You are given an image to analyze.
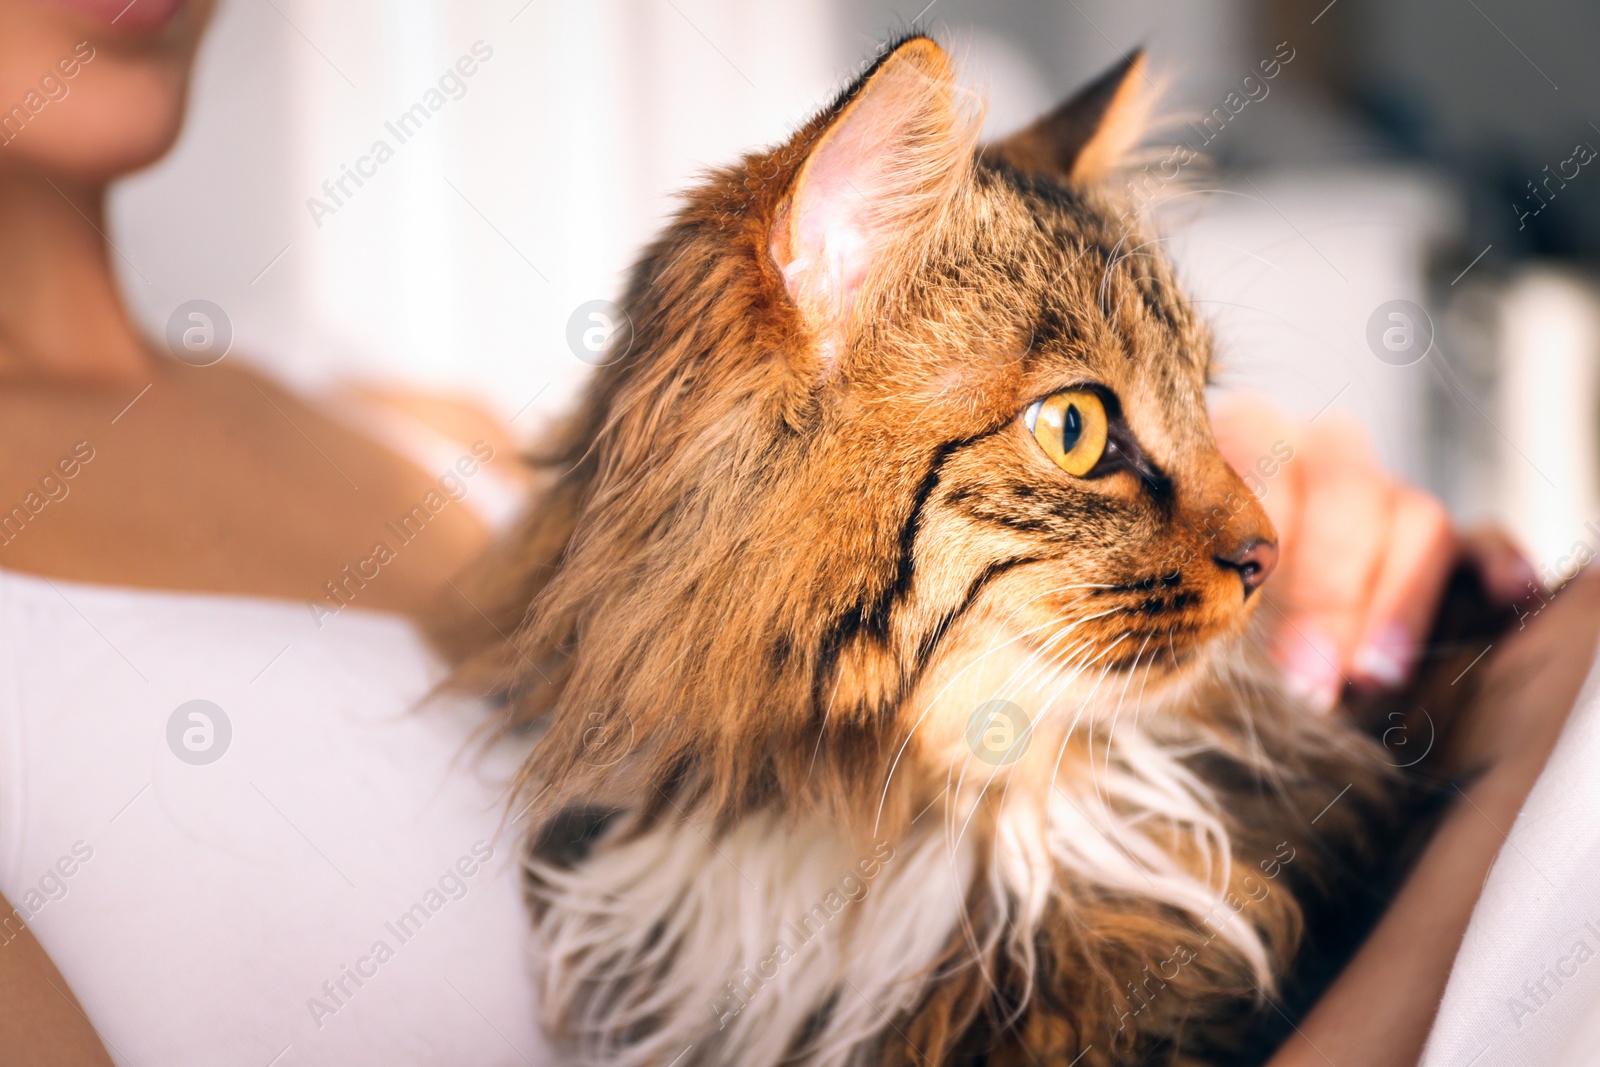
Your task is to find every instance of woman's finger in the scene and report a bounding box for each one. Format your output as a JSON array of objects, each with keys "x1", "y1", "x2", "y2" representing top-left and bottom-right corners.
[
  {"x1": 1209, "y1": 393, "x2": 1302, "y2": 551},
  {"x1": 1461, "y1": 525, "x2": 1539, "y2": 602},
  {"x1": 1271, "y1": 415, "x2": 1393, "y2": 709},
  {"x1": 1350, "y1": 488, "x2": 1457, "y2": 688}
]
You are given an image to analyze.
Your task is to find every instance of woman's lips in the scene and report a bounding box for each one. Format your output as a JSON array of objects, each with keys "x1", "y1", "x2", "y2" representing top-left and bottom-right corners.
[{"x1": 36, "y1": 0, "x2": 186, "y2": 33}]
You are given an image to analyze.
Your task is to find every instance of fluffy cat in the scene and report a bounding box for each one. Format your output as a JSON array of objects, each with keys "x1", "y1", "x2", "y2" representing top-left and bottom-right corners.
[{"x1": 440, "y1": 35, "x2": 1406, "y2": 1067}]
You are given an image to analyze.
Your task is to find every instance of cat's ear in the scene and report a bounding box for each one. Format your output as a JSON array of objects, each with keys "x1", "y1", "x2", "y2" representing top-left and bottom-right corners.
[
  {"x1": 770, "y1": 36, "x2": 977, "y2": 356},
  {"x1": 982, "y1": 51, "x2": 1152, "y2": 184}
]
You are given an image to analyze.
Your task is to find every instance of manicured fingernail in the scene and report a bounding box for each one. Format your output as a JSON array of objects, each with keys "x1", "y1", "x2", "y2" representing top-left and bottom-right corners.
[
  {"x1": 1286, "y1": 675, "x2": 1339, "y2": 712},
  {"x1": 1496, "y1": 557, "x2": 1539, "y2": 602},
  {"x1": 1353, "y1": 624, "x2": 1414, "y2": 689},
  {"x1": 1284, "y1": 631, "x2": 1341, "y2": 712}
]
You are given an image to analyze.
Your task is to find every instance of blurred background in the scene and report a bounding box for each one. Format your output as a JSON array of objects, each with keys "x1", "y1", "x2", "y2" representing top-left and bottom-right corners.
[{"x1": 111, "y1": 0, "x2": 1600, "y2": 578}]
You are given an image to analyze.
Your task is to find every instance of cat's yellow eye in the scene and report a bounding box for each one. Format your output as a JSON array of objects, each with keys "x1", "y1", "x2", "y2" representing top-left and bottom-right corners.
[{"x1": 1025, "y1": 390, "x2": 1109, "y2": 476}]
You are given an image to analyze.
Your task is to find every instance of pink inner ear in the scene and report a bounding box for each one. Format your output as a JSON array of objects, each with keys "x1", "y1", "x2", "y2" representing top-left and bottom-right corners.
[
  {"x1": 773, "y1": 47, "x2": 975, "y2": 343},
  {"x1": 786, "y1": 143, "x2": 874, "y2": 315}
]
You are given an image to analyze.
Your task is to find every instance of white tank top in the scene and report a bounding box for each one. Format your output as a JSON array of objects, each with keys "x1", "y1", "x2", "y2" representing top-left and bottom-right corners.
[{"x1": 0, "y1": 567, "x2": 549, "y2": 1065}]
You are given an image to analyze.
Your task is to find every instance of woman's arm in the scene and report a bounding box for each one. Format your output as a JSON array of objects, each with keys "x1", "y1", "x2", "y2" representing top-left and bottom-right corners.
[
  {"x1": 1211, "y1": 396, "x2": 1583, "y2": 1065},
  {"x1": 0, "y1": 895, "x2": 115, "y2": 1066},
  {"x1": 1267, "y1": 571, "x2": 1600, "y2": 1066}
]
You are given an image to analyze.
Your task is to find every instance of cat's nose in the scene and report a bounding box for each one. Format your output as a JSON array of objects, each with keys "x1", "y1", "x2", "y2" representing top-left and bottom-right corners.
[{"x1": 1215, "y1": 539, "x2": 1277, "y2": 598}]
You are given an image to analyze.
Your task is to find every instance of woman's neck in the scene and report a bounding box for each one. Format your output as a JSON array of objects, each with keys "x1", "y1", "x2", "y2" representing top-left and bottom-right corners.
[{"x1": 0, "y1": 166, "x2": 150, "y2": 386}]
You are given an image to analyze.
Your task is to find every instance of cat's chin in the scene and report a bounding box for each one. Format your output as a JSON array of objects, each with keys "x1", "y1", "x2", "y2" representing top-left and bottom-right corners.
[{"x1": 907, "y1": 622, "x2": 1255, "y2": 776}]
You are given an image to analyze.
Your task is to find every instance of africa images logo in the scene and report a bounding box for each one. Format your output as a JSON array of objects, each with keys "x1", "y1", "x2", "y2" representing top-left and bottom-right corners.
[
  {"x1": 966, "y1": 700, "x2": 1032, "y2": 766},
  {"x1": 306, "y1": 42, "x2": 495, "y2": 227},
  {"x1": 166, "y1": 700, "x2": 232, "y2": 766},
  {"x1": 1365, "y1": 299, "x2": 1434, "y2": 367}
]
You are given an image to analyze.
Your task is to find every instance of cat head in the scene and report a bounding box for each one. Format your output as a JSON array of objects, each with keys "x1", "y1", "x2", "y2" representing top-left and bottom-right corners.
[{"x1": 461, "y1": 35, "x2": 1276, "y2": 823}]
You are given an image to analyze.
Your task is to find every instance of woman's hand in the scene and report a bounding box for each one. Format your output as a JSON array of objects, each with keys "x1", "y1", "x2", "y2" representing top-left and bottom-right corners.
[
  {"x1": 1265, "y1": 567, "x2": 1600, "y2": 1067},
  {"x1": 1214, "y1": 397, "x2": 1594, "y2": 1067},
  {"x1": 1211, "y1": 394, "x2": 1535, "y2": 709}
]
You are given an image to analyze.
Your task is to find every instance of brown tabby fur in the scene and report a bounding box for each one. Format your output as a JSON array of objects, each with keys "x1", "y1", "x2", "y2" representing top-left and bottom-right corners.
[{"x1": 436, "y1": 35, "x2": 1404, "y2": 1066}]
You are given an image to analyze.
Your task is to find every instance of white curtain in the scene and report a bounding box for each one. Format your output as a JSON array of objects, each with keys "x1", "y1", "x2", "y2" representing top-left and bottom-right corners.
[{"x1": 113, "y1": 0, "x2": 840, "y2": 425}]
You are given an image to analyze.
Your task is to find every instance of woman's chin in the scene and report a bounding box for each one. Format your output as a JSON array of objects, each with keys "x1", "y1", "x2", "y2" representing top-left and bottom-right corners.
[
  {"x1": 2, "y1": 64, "x2": 192, "y2": 180},
  {"x1": 0, "y1": 0, "x2": 211, "y2": 182},
  {"x1": 7, "y1": 114, "x2": 184, "y2": 181}
]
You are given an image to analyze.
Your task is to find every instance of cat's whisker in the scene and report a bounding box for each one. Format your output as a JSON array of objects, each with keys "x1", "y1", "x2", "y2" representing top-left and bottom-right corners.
[
  {"x1": 1131, "y1": 629, "x2": 1162, "y2": 731},
  {"x1": 982, "y1": 623, "x2": 1095, "y2": 719},
  {"x1": 1217, "y1": 643, "x2": 1310, "y2": 823},
  {"x1": 916, "y1": 586, "x2": 1103, "y2": 713},
  {"x1": 1095, "y1": 664, "x2": 1241, "y2": 904},
  {"x1": 871, "y1": 589, "x2": 1103, "y2": 832},
  {"x1": 1089, "y1": 651, "x2": 1148, "y2": 854},
  {"x1": 879, "y1": 588, "x2": 1103, "y2": 799},
  {"x1": 985, "y1": 582, "x2": 1114, "y2": 639},
  {"x1": 1074, "y1": 655, "x2": 1129, "y2": 813},
  {"x1": 1093, "y1": 642, "x2": 1184, "y2": 876},
  {"x1": 1101, "y1": 633, "x2": 1155, "y2": 792},
  {"x1": 991, "y1": 601, "x2": 1144, "y2": 738},
  {"x1": 931, "y1": 751, "x2": 1001, "y2": 1000},
  {"x1": 956, "y1": 632, "x2": 1129, "y2": 852},
  {"x1": 1024, "y1": 636, "x2": 1113, "y2": 752},
  {"x1": 982, "y1": 602, "x2": 1133, "y2": 712},
  {"x1": 986, "y1": 635, "x2": 1138, "y2": 840},
  {"x1": 1097, "y1": 229, "x2": 1134, "y2": 313},
  {"x1": 804, "y1": 665, "x2": 845, "y2": 789},
  {"x1": 1027, "y1": 634, "x2": 1103, "y2": 698}
]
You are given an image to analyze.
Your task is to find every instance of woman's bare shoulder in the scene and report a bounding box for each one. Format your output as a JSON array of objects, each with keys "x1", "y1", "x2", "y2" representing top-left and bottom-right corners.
[{"x1": 0, "y1": 358, "x2": 521, "y2": 613}]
